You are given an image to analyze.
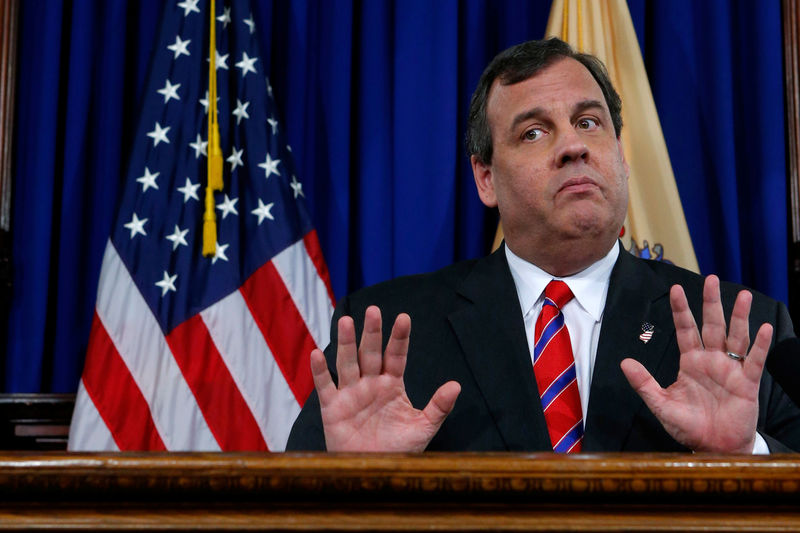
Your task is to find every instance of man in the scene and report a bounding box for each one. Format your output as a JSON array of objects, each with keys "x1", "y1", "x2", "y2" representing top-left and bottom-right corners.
[{"x1": 286, "y1": 38, "x2": 800, "y2": 453}]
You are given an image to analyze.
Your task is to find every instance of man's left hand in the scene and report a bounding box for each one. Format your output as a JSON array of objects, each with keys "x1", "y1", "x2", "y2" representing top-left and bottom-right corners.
[{"x1": 620, "y1": 275, "x2": 773, "y2": 453}]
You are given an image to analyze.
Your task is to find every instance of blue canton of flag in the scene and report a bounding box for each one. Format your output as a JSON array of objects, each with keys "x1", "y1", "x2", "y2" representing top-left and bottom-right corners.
[{"x1": 68, "y1": 0, "x2": 335, "y2": 452}]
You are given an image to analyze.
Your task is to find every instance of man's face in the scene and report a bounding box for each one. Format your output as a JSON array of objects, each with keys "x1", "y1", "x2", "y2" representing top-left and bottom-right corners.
[{"x1": 471, "y1": 57, "x2": 629, "y2": 275}]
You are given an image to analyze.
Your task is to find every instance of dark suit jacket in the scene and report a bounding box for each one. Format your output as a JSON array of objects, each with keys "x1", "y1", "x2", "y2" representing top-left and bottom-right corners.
[{"x1": 286, "y1": 243, "x2": 800, "y2": 452}]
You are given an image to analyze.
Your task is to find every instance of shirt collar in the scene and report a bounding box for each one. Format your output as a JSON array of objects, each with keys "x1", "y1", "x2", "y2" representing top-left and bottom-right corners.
[{"x1": 505, "y1": 241, "x2": 619, "y2": 322}]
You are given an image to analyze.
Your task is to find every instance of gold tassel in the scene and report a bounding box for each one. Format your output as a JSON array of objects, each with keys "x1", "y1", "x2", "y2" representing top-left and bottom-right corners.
[
  {"x1": 202, "y1": 0, "x2": 222, "y2": 256},
  {"x1": 208, "y1": 125, "x2": 223, "y2": 190},
  {"x1": 202, "y1": 187, "x2": 217, "y2": 256}
]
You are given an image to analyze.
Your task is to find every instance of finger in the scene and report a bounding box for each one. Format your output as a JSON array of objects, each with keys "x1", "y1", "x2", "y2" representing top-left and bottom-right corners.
[
  {"x1": 670, "y1": 284, "x2": 703, "y2": 355},
  {"x1": 701, "y1": 275, "x2": 727, "y2": 352},
  {"x1": 358, "y1": 306, "x2": 384, "y2": 376},
  {"x1": 726, "y1": 290, "x2": 753, "y2": 358},
  {"x1": 620, "y1": 358, "x2": 666, "y2": 415},
  {"x1": 335, "y1": 316, "x2": 360, "y2": 387},
  {"x1": 383, "y1": 313, "x2": 411, "y2": 378},
  {"x1": 422, "y1": 381, "x2": 461, "y2": 430},
  {"x1": 743, "y1": 323, "x2": 773, "y2": 383},
  {"x1": 310, "y1": 349, "x2": 337, "y2": 406}
]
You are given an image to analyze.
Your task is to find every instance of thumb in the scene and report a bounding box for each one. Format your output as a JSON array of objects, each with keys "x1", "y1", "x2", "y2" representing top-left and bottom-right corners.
[
  {"x1": 620, "y1": 358, "x2": 665, "y2": 413},
  {"x1": 422, "y1": 381, "x2": 461, "y2": 429}
]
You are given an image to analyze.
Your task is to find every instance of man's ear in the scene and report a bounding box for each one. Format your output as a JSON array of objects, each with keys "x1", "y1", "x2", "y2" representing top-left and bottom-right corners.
[{"x1": 471, "y1": 155, "x2": 498, "y2": 208}]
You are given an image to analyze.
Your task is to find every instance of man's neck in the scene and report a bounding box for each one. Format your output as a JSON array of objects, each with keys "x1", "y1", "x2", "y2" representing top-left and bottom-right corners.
[{"x1": 504, "y1": 238, "x2": 620, "y2": 277}]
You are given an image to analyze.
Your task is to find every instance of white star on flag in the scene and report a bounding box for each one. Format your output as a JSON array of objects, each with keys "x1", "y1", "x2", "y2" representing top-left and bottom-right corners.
[
  {"x1": 147, "y1": 122, "x2": 171, "y2": 147},
  {"x1": 290, "y1": 175, "x2": 304, "y2": 198},
  {"x1": 157, "y1": 79, "x2": 181, "y2": 103},
  {"x1": 236, "y1": 51, "x2": 257, "y2": 78},
  {"x1": 165, "y1": 224, "x2": 189, "y2": 250},
  {"x1": 211, "y1": 241, "x2": 230, "y2": 264},
  {"x1": 177, "y1": 0, "x2": 200, "y2": 16},
  {"x1": 208, "y1": 51, "x2": 229, "y2": 71},
  {"x1": 167, "y1": 35, "x2": 190, "y2": 59},
  {"x1": 155, "y1": 270, "x2": 178, "y2": 296},
  {"x1": 227, "y1": 147, "x2": 244, "y2": 172},
  {"x1": 258, "y1": 153, "x2": 280, "y2": 178},
  {"x1": 243, "y1": 13, "x2": 256, "y2": 34},
  {"x1": 216, "y1": 194, "x2": 239, "y2": 219},
  {"x1": 232, "y1": 99, "x2": 250, "y2": 124},
  {"x1": 177, "y1": 177, "x2": 200, "y2": 203},
  {"x1": 251, "y1": 199, "x2": 275, "y2": 225},
  {"x1": 124, "y1": 213, "x2": 147, "y2": 238},
  {"x1": 137, "y1": 167, "x2": 160, "y2": 192},
  {"x1": 267, "y1": 117, "x2": 278, "y2": 135},
  {"x1": 189, "y1": 134, "x2": 208, "y2": 158},
  {"x1": 217, "y1": 7, "x2": 231, "y2": 28}
]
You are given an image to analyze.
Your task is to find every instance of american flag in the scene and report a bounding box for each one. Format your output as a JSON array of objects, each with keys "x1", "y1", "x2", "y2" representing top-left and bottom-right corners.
[{"x1": 67, "y1": 0, "x2": 334, "y2": 451}]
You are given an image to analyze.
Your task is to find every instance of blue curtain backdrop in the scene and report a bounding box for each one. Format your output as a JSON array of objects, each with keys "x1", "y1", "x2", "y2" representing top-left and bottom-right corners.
[{"x1": 5, "y1": 0, "x2": 789, "y2": 392}]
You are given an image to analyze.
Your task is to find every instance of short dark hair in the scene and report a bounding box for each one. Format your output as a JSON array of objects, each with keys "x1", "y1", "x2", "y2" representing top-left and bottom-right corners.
[{"x1": 466, "y1": 38, "x2": 623, "y2": 165}]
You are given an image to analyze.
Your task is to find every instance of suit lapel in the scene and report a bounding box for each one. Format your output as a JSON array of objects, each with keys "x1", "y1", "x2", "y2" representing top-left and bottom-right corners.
[
  {"x1": 447, "y1": 246, "x2": 552, "y2": 451},
  {"x1": 583, "y1": 246, "x2": 675, "y2": 451}
]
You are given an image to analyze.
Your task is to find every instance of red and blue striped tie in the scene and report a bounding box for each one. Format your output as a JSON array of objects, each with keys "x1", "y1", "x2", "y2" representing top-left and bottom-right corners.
[{"x1": 533, "y1": 280, "x2": 583, "y2": 453}]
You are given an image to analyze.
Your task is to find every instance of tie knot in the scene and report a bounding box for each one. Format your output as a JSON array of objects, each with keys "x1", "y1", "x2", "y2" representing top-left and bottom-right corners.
[{"x1": 544, "y1": 280, "x2": 573, "y2": 309}]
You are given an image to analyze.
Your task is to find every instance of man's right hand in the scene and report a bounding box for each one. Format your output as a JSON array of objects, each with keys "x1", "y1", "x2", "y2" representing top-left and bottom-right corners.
[{"x1": 310, "y1": 305, "x2": 461, "y2": 452}]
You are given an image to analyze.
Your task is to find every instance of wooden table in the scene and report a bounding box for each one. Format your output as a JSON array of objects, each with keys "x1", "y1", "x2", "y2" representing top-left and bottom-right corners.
[{"x1": 0, "y1": 452, "x2": 799, "y2": 530}]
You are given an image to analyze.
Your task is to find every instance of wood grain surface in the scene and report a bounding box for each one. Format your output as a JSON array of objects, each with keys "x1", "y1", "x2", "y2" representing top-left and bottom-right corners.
[{"x1": 0, "y1": 452, "x2": 798, "y2": 531}]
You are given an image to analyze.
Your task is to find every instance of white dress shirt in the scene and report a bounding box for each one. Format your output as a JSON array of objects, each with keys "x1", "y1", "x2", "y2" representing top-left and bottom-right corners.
[
  {"x1": 504, "y1": 243, "x2": 769, "y2": 454},
  {"x1": 505, "y1": 243, "x2": 618, "y2": 418}
]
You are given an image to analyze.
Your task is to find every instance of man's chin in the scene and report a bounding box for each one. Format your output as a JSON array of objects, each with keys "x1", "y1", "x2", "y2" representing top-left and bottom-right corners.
[
  {"x1": 556, "y1": 218, "x2": 620, "y2": 253},
  {"x1": 564, "y1": 211, "x2": 611, "y2": 236}
]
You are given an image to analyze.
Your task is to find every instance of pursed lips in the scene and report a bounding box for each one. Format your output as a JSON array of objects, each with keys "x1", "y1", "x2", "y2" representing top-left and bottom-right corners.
[{"x1": 557, "y1": 176, "x2": 599, "y2": 194}]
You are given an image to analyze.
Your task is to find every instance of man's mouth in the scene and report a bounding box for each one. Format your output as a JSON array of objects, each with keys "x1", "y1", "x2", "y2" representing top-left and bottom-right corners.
[{"x1": 558, "y1": 176, "x2": 599, "y2": 194}]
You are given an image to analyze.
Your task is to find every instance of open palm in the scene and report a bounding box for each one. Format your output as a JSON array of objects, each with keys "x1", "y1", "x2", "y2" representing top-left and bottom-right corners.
[
  {"x1": 310, "y1": 306, "x2": 461, "y2": 452},
  {"x1": 621, "y1": 275, "x2": 772, "y2": 453}
]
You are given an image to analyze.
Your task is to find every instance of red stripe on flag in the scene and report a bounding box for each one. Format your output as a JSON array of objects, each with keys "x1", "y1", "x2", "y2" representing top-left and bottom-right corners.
[
  {"x1": 166, "y1": 315, "x2": 268, "y2": 451},
  {"x1": 303, "y1": 230, "x2": 336, "y2": 305},
  {"x1": 82, "y1": 312, "x2": 166, "y2": 450},
  {"x1": 240, "y1": 260, "x2": 316, "y2": 404}
]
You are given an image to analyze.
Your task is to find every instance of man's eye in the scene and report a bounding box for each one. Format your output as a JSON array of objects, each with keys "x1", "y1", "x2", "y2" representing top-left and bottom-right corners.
[
  {"x1": 523, "y1": 128, "x2": 544, "y2": 141},
  {"x1": 577, "y1": 118, "x2": 599, "y2": 130}
]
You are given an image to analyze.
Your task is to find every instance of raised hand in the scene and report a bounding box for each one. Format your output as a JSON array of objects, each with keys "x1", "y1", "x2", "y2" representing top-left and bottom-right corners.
[
  {"x1": 310, "y1": 306, "x2": 461, "y2": 452},
  {"x1": 620, "y1": 275, "x2": 773, "y2": 453}
]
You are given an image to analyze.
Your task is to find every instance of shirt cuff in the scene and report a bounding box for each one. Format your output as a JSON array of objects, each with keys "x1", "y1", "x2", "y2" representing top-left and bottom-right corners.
[{"x1": 752, "y1": 432, "x2": 770, "y2": 455}]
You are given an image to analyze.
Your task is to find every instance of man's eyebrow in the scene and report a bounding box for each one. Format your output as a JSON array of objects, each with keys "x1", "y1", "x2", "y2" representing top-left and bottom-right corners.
[
  {"x1": 572, "y1": 99, "x2": 606, "y2": 116},
  {"x1": 509, "y1": 107, "x2": 546, "y2": 133}
]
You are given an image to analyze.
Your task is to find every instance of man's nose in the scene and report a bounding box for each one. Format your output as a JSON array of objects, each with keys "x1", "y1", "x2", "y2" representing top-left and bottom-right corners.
[{"x1": 554, "y1": 128, "x2": 588, "y2": 166}]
